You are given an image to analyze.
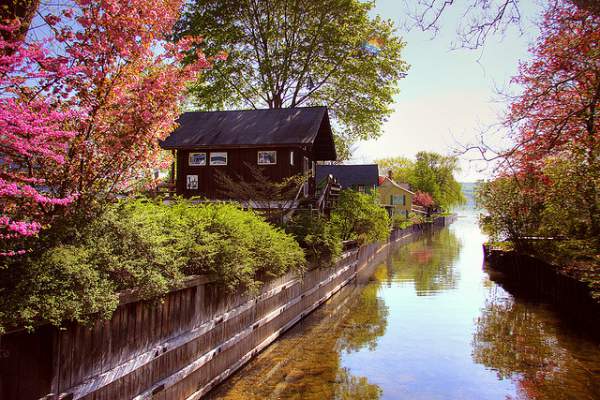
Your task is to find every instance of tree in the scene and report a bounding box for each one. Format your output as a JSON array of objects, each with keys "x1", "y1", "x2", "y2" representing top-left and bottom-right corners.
[
  {"x1": 409, "y1": 0, "x2": 600, "y2": 49},
  {"x1": 378, "y1": 153, "x2": 465, "y2": 210},
  {"x1": 476, "y1": 176, "x2": 544, "y2": 244},
  {"x1": 1, "y1": 0, "x2": 212, "y2": 256},
  {"x1": 412, "y1": 152, "x2": 466, "y2": 210},
  {"x1": 214, "y1": 163, "x2": 304, "y2": 223},
  {"x1": 413, "y1": 191, "x2": 434, "y2": 208},
  {"x1": 173, "y1": 0, "x2": 409, "y2": 151},
  {"x1": 0, "y1": 0, "x2": 40, "y2": 41},
  {"x1": 331, "y1": 190, "x2": 390, "y2": 244},
  {"x1": 502, "y1": 2, "x2": 599, "y2": 236},
  {"x1": 478, "y1": 2, "x2": 599, "y2": 245},
  {"x1": 376, "y1": 156, "x2": 415, "y2": 184}
]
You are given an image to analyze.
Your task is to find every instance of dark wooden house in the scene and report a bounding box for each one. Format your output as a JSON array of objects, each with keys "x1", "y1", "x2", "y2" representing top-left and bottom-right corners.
[{"x1": 160, "y1": 107, "x2": 337, "y2": 198}]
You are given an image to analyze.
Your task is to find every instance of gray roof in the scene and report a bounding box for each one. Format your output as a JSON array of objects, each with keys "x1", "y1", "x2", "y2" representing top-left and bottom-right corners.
[
  {"x1": 316, "y1": 164, "x2": 379, "y2": 189},
  {"x1": 160, "y1": 107, "x2": 336, "y2": 160}
]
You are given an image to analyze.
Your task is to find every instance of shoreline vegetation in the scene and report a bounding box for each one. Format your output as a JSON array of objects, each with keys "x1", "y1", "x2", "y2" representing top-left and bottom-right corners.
[
  {"x1": 0, "y1": 191, "x2": 394, "y2": 334},
  {"x1": 484, "y1": 240, "x2": 600, "y2": 303},
  {"x1": 0, "y1": 188, "x2": 458, "y2": 334},
  {"x1": 474, "y1": 3, "x2": 599, "y2": 305}
]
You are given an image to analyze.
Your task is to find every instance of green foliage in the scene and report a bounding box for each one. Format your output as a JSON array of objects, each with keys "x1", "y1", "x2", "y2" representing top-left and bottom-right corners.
[
  {"x1": 475, "y1": 177, "x2": 543, "y2": 244},
  {"x1": 377, "y1": 156, "x2": 415, "y2": 184},
  {"x1": 215, "y1": 163, "x2": 304, "y2": 224},
  {"x1": 411, "y1": 152, "x2": 465, "y2": 210},
  {"x1": 377, "y1": 152, "x2": 465, "y2": 210},
  {"x1": 286, "y1": 212, "x2": 342, "y2": 268},
  {"x1": 391, "y1": 212, "x2": 422, "y2": 230},
  {"x1": 174, "y1": 0, "x2": 409, "y2": 150},
  {"x1": 331, "y1": 190, "x2": 390, "y2": 244},
  {"x1": 539, "y1": 153, "x2": 600, "y2": 240},
  {"x1": 0, "y1": 198, "x2": 305, "y2": 332}
]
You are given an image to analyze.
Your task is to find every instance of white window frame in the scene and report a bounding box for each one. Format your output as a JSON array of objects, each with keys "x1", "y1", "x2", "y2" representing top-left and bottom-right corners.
[
  {"x1": 188, "y1": 152, "x2": 206, "y2": 166},
  {"x1": 209, "y1": 152, "x2": 228, "y2": 166},
  {"x1": 290, "y1": 150, "x2": 294, "y2": 166},
  {"x1": 257, "y1": 150, "x2": 277, "y2": 165},
  {"x1": 303, "y1": 156, "x2": 310, "y2": 174},
  {"x1": 186, "y1": 175, "x2": 198, "y2": 190}
]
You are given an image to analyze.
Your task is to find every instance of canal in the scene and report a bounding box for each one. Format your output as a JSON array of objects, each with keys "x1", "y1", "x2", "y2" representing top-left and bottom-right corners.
[{"x1": 207, "y1": 209, "x2": 600, "y2": 399}]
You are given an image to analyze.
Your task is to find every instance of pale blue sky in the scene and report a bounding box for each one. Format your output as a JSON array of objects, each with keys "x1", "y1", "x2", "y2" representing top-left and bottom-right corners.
[{"x1": 352, "y1": 0, "x2": 544, "y2": 181}]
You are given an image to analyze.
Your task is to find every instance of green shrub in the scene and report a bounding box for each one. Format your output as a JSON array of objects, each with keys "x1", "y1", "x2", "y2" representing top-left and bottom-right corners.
[
  {"x1": 0, "y1": 198, "x2": 305, "y2": 332},
  {"x1": 331, "y1": 191, "x2": 390, "y2": 245},
  {"x1": 392, "y1": 213, "x2": 419, "y2": 230},
  {"x1": 286, "y1": 211, "x2": 342, "y2": 268}
]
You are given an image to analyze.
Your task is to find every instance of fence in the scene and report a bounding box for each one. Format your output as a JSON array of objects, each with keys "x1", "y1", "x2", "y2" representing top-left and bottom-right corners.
[{"x1": 0, "y1": 216, "x2": 453, "y2": 400}]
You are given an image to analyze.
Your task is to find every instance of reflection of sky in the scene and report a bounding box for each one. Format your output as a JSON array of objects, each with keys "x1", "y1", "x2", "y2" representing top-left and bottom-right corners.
[
  {"x1": 341, "y1": 208, "x2": 518, "y2": 399},
  {"x1": 207, "y1": 207, "x2": 600, "y2": 399}
]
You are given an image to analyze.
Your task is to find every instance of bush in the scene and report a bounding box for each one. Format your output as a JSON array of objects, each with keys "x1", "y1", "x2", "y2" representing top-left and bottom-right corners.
[
  {"x1": 0, "y1": 198, "x2": 305, "y2": 332},
  {"x1": 392, "y1": 213, "x2": 419, "y2": 230},
  {"x1": 286, "y1": 211, "x2": 342, "y2": 268},
  {"x1": 331, "y1": 191, "x2": 390, "y2": 245}
]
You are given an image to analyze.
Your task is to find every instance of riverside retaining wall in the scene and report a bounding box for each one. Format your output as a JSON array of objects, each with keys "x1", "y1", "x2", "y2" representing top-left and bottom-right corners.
[
  {"x1": 484, "y1": 247, "x2": 600, "y2": 333},
  {"x1": 0, "y1": 216, "x2": 454, "y2": 400}
]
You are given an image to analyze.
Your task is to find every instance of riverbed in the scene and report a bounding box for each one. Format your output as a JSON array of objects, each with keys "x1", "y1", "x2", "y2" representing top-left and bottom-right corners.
[{"x1": 207, "y1": 209, "x2": 600, "y2": 400}]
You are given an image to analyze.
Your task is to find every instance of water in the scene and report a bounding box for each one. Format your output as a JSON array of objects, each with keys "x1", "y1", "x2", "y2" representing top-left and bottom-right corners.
[{"x1": 207, "y1": 209, "x2": 600, "y2": 400}]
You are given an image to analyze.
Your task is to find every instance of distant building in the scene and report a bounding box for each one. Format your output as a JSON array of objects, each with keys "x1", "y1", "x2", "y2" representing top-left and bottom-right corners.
[
  {"x1": 378, "y1": 173, "x2": 414, "y2": 218},
  {"x1": 159, "y1": 107, "x2": 337, "y2": 198},
  {"x1": 315, "y1": 164, "x2": 379, "y2": 193}
]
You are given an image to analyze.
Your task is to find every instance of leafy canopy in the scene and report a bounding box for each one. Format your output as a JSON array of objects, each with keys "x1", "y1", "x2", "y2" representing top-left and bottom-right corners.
[
  {"x1": 0, "y1": 198, "x2": 305, "y2": 332},
  {"x1": 377, "y1": 152, "x2": 465, "y2": 210},
  {"x1": 331, "y1": 190, "x2": 390, "y2": 244},
  {"x1": 173, "y1": 0, "x2": 409, "y2": 153}
]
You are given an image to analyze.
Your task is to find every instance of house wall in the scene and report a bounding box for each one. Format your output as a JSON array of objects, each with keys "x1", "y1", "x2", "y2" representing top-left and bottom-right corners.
[
  {"x1": 378, "y1": 182, "x2": 413, "y2": 218},
  {"x1": 175, "y1": 146, "x2": 314, "y2": 198}
]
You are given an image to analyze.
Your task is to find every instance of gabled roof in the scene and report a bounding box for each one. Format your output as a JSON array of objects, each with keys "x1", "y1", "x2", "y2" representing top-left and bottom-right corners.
[
  {"x1": 316, "y1": 164, "x2": 379, "y2": 189},
  {"x1": 378, "y1": 175, "x2": 415, "y2": 195},
  {"x1": 160, "y1": 106, "x2": 336, "y2": 160}
]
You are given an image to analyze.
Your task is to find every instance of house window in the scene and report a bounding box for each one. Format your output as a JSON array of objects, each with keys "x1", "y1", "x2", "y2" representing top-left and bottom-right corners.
[
  {"x1": 186, "y1": 175, "x2": 198, "y2": 190},
  {"x1": 257, "y1": 150, "x2": 277, "y2": 165},
  {"x1": 210, "y1": 152, "x2": 227, "y2": 166},
  {"x1": 188, "y1": 152, "x2": 206, "y2": 166},
  {"x1": 357, "y1": 185, "x2": 366, "y2": 193},
  {"x1": 290, "y1": 150, "x2": 294, "y2": 166}
]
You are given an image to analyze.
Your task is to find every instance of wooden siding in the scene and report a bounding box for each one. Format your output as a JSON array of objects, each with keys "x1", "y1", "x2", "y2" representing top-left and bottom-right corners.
[
  {"x1": 175, "y1": 146, "x2": 313, "y2": 198},
  {"x1": 0, "y1": 217, "x2": 453, "y2": 400},
  {"x1": 378, "y1": 180, "x2": 413, "y2": 217}
]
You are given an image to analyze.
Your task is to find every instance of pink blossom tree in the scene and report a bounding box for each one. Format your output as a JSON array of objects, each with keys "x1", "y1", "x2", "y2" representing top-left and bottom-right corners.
[
  {"x1": 413, "y1": 191, "x2": 435, "y2": 208},
  {"x1": 1, "y1": 0, "x2": 213, "y2": 256}
]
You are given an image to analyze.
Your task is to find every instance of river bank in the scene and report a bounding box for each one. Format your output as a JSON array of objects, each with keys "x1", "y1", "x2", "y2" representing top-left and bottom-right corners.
[
  {"x1": 483, "y1": 246, "x2": 600, "y2": 333},
  {"x1": 206, "y1": 208, "x2": 600, "y2": 400},
  {"x1": 0, "y1": 216, "x2": 453, "y2": 400}
]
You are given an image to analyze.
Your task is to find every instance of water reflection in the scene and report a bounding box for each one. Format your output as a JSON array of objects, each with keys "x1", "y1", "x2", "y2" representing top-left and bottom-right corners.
[
  {"x1": 207, "y1": 212, "x2": 600, "y2": 400},
  {"x1": 388, "y1": 228, "x2": 462, "y2": 295},
  {"x1": 472, "y1": 287, "x2": 600, "y2": 400},
  {"x1": 207, "y1": 264, "x2": 390, "y2": 400}
]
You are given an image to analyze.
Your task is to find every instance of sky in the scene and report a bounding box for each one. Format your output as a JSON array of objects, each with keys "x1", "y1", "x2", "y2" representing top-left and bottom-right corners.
[{"x1": 350, "y1": 0, "x2": 544, "y2": 182}]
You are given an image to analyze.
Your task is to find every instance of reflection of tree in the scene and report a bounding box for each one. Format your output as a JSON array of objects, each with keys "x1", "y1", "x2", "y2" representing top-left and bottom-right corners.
[
  {"x1": 472, "y1": 288, "x2": 600, "y2": 399},
  {"x1": 335, "y1": 368, "x2": 382, "y2": 399},
  {"x1": 339, "y1": 265, "x2": 389, "y2": 352},
  {"x1": 472, "y1": 291, "x2": 559, "y2": 380},
  {"x1": 390, "y1": 229, "x2": 462, "y2": 295},
  {"x1": 208, "y1": 271, "x2": 388, "y2": 400}
]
